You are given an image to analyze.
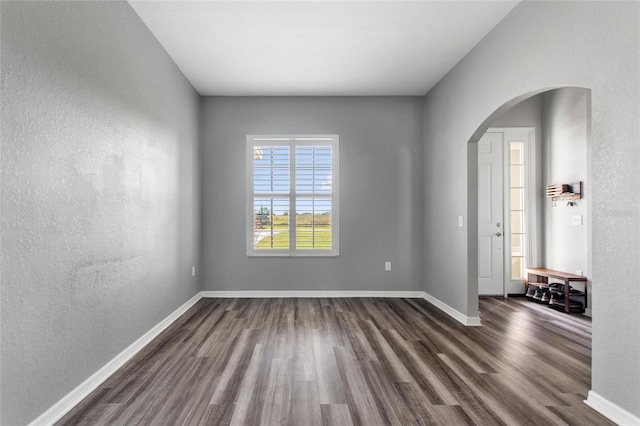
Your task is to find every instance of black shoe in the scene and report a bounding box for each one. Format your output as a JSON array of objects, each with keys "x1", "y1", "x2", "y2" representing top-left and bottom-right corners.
[
  {"x1": 540, "y1": 290, "x2": 550, "y2": 303},
  {"x1": 532, "y1": 285, "x2": 549, "y2": 301},
  {"x1": 568, "y1": 299, "x2": 584, "y2": 310},
  {"x1": 550, "y1": 297, "x2": 584, "y2": 312},
  {"x1": 568, "y1": 286, "x2": 582, "y2": 295},
  {"x1": 549, "y1": 283, "x2": 564, "y2": 294},
  {"x1": 526, "y1": 286, "x2": 537, "y2": 298},
  {"x1": 549, "y1": 293, "x2": 562, "y2": 305}
]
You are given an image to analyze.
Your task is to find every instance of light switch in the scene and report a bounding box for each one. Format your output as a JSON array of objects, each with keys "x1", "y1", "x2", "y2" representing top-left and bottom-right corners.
[{"x1": 458, "y1": 216, "x2": 464, "y2": 227}]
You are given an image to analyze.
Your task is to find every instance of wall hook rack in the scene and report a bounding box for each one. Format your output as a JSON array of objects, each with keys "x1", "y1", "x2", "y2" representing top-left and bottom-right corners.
[{"x1": 547, "y1": 182, "x2": 582, "y2": 207}]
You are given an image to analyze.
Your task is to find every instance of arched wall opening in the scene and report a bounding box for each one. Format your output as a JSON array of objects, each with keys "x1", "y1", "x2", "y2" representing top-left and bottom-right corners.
[{"x1": 466, "y1": 86, "x2": 592, "y2": 315}]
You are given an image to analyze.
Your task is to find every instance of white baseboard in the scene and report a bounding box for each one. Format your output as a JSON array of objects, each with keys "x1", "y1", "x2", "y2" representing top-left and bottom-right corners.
[
  {"x1": 422, "y1": 292, "x2": 482, "y2": 326},
  {"x1": 584, "y1": 390, "x2": 640, "y2": 425},
  {"x1": 201, "y1": 290, "x2": 481, "y2": 326},
  {"x1": 28, "y1": 293, "x2": 202, "y2": 426},
  {"x1": 200, "y1": 290, "x2": 425, "y2": 299}
]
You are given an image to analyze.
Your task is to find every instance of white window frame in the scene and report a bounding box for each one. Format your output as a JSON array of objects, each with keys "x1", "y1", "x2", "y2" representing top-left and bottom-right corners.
[{"x1": 246, "y1": 134, "x2": 339, "y2": 257}]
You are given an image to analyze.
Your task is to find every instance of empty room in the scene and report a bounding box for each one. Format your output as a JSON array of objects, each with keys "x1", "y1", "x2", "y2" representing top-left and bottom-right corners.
[{"x1": 1, "y1": 1, "x2": 639, "y2": 425}]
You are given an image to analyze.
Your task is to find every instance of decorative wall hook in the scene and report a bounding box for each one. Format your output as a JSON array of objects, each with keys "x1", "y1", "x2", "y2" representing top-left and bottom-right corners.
[{"x1": 547, "y1": 182, "x2": 582, "y2": 207}]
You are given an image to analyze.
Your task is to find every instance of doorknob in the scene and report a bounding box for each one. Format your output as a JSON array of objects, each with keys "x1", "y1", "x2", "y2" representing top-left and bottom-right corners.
[{"x1": 494, "y1": 232, "x2": 502, "y2": 237}]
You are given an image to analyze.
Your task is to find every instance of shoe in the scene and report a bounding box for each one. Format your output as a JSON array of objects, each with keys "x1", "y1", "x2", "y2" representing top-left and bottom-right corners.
[
  {"x1": 568, "y1": 286, "x2": 582, "y2": 295},
  {"x1": 549, "y1": 293, "x2": 563, "y2": 305},
  {"x1": 532, "y1": 285, "x2": 549, "y2": 301},
  {"x1": 540, "y1": 290, "x2": 550, "y2": 303},
  {"x1": 549, "y1": 283, "x2": 564, "y2": 294},
  {"x1": 570, "y1": 299, "x2": 584, "y2": 309},
  {"x1": 549, "y1": 283, "x2": 582, "y2": 295},
  {"x1": 550, "y1": 297, "x2": 584, "y2": 312},
  {"x1": 567, "y1": 299, "x2": 585, "y2": 313},
  {"x1": 526, "y1": 286, "x2": 537, "y2": 298}
]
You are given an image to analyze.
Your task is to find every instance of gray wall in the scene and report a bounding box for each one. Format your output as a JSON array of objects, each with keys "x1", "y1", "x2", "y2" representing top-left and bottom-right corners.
[
  {"x1": 491, "y1": 94, "x2": 543, "y2": 129},
  {"x1": 422, "y1": 0, "x2": 639, "y2": 417},
  {"x1": 1, "y1": 2, "x2": 200, "y2": 424},
  {"x1": 200, "y1": 97, "x2": 423, "y2": 293},
  {"x1": 542, "y1": 88, "x2": 590, "y2": 309}
]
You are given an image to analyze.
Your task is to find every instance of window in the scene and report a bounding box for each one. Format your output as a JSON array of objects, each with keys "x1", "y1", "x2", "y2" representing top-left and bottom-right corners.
[
  {"x1": 247, "y1": 135, "x2": 339, "y2": 256},
  {"x1": 509, "y1": 141, "x2": 526, "y2": 279}
]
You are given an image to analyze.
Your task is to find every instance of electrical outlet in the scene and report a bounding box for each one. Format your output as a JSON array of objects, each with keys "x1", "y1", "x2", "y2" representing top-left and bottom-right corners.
[
  {"x1": 385, "y1": 262, "x2": 391, "y2": 271},
  {"x1": 571, "y1": 215, "x2": 583, "y2": 225},
  {"x1": 576, "y1": 270, "x2": 583, "y2": 276},
  {"x1": 458, "y1": 216, "x2": 464, "y2": 227},
  {"x1": 192, "y1": 266, "x2": 196, "y2": 276}
]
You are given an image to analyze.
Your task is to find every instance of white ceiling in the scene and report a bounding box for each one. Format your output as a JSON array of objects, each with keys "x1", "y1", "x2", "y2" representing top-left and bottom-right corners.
[{"x1": 128, "y1": 1, "x2": 519, "y2": 96}]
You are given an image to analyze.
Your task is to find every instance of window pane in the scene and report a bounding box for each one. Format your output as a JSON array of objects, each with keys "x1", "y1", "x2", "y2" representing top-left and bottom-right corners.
[
  {"x1": 511, "y1": 188, "x2": 523, "y2": 211},
  {"x1": 296, "y1": 146, "x2": 332, "y2": 195},
  {"x1": 511, "y1": 234, "x2": 523, "y2": 257},
  {"x1": 510, "y1": 142, "x2": 523, "y2": 165},
  {"x1": 512, "y1": 257, "x2": 524, "y2": 280},
  {"x1": 253, "y1": 197, "x2": 290, "y2": 250},
  {"x1": 511, "y1": 210, "x2": 523, "y2": 234},
  {"x1": 510, "y1": 164, "x2": 523, "y2": 187},
  {"x1": 253, "y1": 146, "x2": 289, "y2": 194},
  {"x1": 296, "y1": 197, "x2": 332, "y2": 250}
]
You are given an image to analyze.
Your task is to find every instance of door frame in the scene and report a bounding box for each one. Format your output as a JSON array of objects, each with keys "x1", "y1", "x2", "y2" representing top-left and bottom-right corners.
[
  {"x1": 485, "y1": 126, "x2": 539, "y2": 297},
  {"x1": 487, "y1": 127, "x2": 537, "y2": 296}
]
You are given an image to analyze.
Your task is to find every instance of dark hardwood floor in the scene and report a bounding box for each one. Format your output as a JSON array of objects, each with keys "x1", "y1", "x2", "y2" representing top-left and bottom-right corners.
[{"x1": 58, "y1": 297, "x2": 613, "y2": 425}]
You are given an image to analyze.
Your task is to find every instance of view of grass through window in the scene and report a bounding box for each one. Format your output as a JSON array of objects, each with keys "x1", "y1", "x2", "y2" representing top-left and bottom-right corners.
[{"x1": 253, "y1": 211, "x2": 332, "y2": 250}]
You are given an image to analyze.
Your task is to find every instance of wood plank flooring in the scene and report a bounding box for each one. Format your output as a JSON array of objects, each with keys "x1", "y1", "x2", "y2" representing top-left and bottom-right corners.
[{"x1": 57, "y1": 297, "x2": 613, "y2": 425}]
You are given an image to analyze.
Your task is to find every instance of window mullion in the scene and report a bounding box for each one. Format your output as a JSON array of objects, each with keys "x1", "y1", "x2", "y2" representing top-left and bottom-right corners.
[{"x1": 269, "y1": 198, "x2": 274, "y2": 249}]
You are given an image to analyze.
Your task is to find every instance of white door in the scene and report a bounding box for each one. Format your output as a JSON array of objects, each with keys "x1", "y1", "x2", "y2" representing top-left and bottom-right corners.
[{"x1": 478, "y1": 132, "x2": 504, "y2": 295}]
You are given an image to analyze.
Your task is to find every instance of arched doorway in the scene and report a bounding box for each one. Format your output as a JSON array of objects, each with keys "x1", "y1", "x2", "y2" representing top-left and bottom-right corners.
[{"x1": 467, "y1": 87, "x2": 592, "y2": 314}]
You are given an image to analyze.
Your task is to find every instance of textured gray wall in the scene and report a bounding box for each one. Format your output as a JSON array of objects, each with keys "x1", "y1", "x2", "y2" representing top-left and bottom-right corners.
[
  {"x1": 1, "y1": 2, "x2": 200, "y2": 424},
  {"x1": 542, "y1": 88, "x2": 590, "y2": 308},
  {"x1": 200, "y1": 97, "x2": 423, "y2": 293},
  {"x1": 423, "y1": 1, "x2": 638, "y2": 416},
  {"x1": 491, "y1": 95, "x2": 542, "y2": 130}
]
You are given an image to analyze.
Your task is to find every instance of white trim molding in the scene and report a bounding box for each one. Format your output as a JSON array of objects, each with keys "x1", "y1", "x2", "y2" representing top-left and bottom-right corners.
[
  {"x1": 422, "y1": 292, "x2": 482, "y2": 326},
  {"x1": 584, "y1": 391, "x2": 640, "y2": 426},
  {"x1": 201, "y1": 291, "x2": 481, "y2": 326},
  {"x1": 200, "y1": 290, "x2": 425, "y2": 299},
  {"x1": 28, "y1": 293, "x2": 202, "y2": 426}
]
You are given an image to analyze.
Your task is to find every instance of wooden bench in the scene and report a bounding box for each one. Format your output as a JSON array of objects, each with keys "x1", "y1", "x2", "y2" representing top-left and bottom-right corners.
[{"x1": 526, "y1": 268, "x2": 587, "y2": 313}]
